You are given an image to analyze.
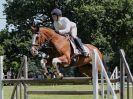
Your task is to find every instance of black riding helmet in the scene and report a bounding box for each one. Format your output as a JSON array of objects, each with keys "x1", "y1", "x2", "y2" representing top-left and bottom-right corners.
[{"x1": 51, "y1": 8, "x2": 62, "y2": 16}]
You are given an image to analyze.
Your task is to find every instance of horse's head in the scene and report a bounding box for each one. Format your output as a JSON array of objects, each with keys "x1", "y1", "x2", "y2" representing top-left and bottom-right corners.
[
  {"x1": 29, "y1": 14, "x2": 46, "y2": 56},
  {"x1": 29, "y1": 14, "x2": 60, "y2": 57},
  {"x1": 31, "y1": 32, "x2": 40, "y2": 56},
  {"x1": 30, "y1": 27, "x2": 54, "y2": 56}
]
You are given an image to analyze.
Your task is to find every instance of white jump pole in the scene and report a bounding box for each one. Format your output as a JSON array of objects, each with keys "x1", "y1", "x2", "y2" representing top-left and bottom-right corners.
[
  {"x1": 92, "y1": 49, "x2": 117, "y2": 99},
  {"x1": 0, "y1": 56, "x2": 4, "y2": 99},
  {"x1": 92, "y1": 49, "x2": 99, "y2": 99}
]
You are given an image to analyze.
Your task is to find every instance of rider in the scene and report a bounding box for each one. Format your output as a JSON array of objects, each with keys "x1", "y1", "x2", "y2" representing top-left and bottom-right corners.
[{"x1": 51, "y1": 8, "x2": 89, "y2": 56}]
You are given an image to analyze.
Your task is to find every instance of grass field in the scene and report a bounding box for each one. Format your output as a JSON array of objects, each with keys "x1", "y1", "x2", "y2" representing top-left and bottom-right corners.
[
  {"x1": 4, "y1": 85, "x2": 94, "y2": 99},
  {"x1": 3, "y1": 84, "x2": 132, "y2": 99}
]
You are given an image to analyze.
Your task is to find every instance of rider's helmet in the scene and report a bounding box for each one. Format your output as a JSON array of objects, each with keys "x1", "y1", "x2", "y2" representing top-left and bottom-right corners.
[{"x1": 51, "y1": 8, "x2": 62, "y2": 16}]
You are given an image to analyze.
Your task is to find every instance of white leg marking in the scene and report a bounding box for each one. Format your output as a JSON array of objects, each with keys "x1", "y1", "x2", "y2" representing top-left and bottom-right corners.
[
  {"x1": 52, "y1": 58, "x2": 62, "y2": 66},
  {"x1": 40, "y1": 59, "x2": 46, "y2": 68},
  {"x1": 52, "y1": 58, "x2": 64, "y2": 78}
]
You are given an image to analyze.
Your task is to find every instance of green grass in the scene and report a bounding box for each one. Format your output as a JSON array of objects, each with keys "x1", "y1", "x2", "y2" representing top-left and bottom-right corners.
[
  {"x1": 4, "y1": 85, "x2": 94, "y2": 99},
  {"x1": 28, "y1": 85, "x2": 94, "y2": 99},
  {"x1": 3, "y1": 85, "x2": 133, "y2": 99}
]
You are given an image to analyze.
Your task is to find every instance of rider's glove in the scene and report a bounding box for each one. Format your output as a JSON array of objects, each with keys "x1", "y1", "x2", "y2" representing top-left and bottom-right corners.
[{"x1": 55, "y1": 30, "x2": 59, "y2": 34}]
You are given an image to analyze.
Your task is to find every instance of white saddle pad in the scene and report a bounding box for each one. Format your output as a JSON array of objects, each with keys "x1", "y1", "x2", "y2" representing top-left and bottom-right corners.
[{"x1": 69, "y1": 40, "x2": 89, "y2": 55}]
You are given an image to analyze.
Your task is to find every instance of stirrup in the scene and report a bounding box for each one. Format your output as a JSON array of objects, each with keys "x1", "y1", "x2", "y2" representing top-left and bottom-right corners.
[
  {"x1": 82, "y1": 52, "x2": 89, "y2": 57},
  {"x1": 73, "y1": 52, "x2": 82, "y2": 58},
  {"x1": 74, "y1": 53, "x2": 80, "y2": 56}
]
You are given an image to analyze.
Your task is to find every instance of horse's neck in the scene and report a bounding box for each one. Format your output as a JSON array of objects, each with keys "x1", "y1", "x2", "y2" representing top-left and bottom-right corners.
[
  {"x1": 47, "y1": 31, "x2": 67, "y2": 50},
  {"x1": 46, "y1": 30, "x2": 64, "y2": 42},
  {"x1": 40, "y1": 28, "x2": 66, "y2": 46}
]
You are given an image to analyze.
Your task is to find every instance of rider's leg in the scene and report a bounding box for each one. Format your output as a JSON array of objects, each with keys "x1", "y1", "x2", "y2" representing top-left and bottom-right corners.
[
  {"x1": 70, "y1": 37, "x2": 79, "y2": 55},
  {"x1": 71, "y1": 26, "x2": 89, "y2": 56},
  {"x1": 74, "y1": 37, "x2": 89, "y2": 56}
]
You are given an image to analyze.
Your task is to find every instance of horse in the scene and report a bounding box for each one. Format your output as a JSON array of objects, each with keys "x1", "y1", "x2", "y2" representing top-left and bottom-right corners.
[{"x1": 31, "y1": 26, "x2": 104, "y2": 78}]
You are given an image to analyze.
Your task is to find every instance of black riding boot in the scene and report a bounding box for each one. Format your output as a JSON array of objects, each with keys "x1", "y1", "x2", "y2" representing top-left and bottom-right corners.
[{"x1": 74, "y1": 37, "x2": 89, "y2": 56}]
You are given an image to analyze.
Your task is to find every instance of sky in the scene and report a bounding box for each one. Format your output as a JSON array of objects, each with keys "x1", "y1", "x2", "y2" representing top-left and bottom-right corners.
[{"x1": 0, "y1": 0, "x2": 6, "y2": 31}]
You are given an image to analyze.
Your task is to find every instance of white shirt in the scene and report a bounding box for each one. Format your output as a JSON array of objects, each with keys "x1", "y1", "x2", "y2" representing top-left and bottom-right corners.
[{"x1": 54, "y1": 17, "x2": 76, "y2": 35}]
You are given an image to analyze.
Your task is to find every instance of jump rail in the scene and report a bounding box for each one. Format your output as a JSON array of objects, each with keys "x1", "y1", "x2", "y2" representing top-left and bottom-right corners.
[
  {"x1": 3, "y1": 77, "x2": 118, "y2": 85},
  {"x1": 3, "y1": 77, "x2": 92, "y2": 85},
  {"x1": 27, "y1": 90, "x2": 93, "y2": 95},
  {"x1": 92, "y1": 49, "x2": 117, "y2": 99},
  {"x1": 110, "y1": 67, "x2": 119, "y2": 90},
  {"x1": 27, "y1": 90, "x2": 119, "y2": 95},
  {"x1": 0, "y1": 51, "x2": 119, "y2": 99},
  {"x1": 120, "y1": 49, "x2": 133, "y2": 99},
  {"x1": 120, "y1": 49, "x2": 133, "y2": 84}
]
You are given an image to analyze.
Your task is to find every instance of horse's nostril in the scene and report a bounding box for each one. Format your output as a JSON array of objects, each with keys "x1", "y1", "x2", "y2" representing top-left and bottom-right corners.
[{"x1": 30, "y1": 48, "x2": 38, "y2": 56}]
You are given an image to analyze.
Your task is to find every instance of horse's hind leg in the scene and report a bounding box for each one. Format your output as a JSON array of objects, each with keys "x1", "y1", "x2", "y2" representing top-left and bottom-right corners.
[
  {"x1": 40, "y1": 59, "x2": 51, "y2": 79},
  {"x1": 78, "y1": 64, "x2": 92, "y2": 77}
]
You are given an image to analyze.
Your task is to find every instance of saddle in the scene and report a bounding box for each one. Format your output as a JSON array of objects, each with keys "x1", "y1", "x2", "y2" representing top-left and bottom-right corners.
[{"x1": 64, "y1": 34, "x2": 89, "y2": 56}]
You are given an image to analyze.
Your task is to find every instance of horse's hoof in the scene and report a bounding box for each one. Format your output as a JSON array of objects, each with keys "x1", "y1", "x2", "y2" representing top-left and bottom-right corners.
[
  {"x1": 47, "y1": 75, "x2": 52, "y2": 79},
  {"x1": 44, "y1": 73, "x2": 52, "y2": 79},
  {"x1": 57, "y1": 73, "x2": 64, "y2": 79}
]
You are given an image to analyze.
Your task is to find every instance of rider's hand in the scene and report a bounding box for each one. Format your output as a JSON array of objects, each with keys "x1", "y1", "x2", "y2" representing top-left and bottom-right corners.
[{"x1": 55, "y1": 30, "x2": 59, "y2": 34}]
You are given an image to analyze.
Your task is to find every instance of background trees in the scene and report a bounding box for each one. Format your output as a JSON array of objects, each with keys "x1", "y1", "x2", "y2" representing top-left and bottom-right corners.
[{"x1": 0, "y1": 0, "x2": 133, "y2": 75}]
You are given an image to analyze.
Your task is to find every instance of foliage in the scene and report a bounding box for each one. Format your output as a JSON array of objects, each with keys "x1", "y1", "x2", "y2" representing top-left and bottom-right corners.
[
  {"x1": 70, "y1": 0, "x2": 133, "y2": 70},
  {"x1": 0, "y1": 0, "x2": 133, "y2": 74}
]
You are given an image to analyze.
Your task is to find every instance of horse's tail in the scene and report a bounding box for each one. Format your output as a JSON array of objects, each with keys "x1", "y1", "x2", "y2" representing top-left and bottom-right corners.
[{"x1": 102, "y1": 58, "x2": 107, "y2": 68}]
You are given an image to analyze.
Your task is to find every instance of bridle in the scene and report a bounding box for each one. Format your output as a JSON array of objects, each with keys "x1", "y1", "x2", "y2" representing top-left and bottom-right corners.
[{"x1": 31, "y1": 32, "x2": 55, "y2": 55}]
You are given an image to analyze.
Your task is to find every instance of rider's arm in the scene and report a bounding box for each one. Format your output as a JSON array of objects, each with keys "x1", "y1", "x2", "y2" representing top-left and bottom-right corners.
[
  {"x1": 59, "y1": 18, "x2": 71, "y2": 34},
  {"x1": 54, "y1": 22, "x2": 59, "y2": 31}
]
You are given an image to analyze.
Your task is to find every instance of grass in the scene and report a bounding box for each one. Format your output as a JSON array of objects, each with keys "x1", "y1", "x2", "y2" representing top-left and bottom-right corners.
[
  {"x1": 28, "y1": 85, "x2": 94, "y2": 99},
  {"x1": 4, "y1": 85, "x2": 94, "y2": 99},
  {"x1": 3, "y1": 84, "x2": 133, "y2": 99}
]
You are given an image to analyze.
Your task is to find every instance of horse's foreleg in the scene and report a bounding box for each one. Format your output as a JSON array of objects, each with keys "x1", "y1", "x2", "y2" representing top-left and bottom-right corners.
[
  {"x1": 40, "y1": 59, "x2": 51, "y2": 79},
  {"x1": 52, "y1": 58, "x2": 63, "y2": 78}
]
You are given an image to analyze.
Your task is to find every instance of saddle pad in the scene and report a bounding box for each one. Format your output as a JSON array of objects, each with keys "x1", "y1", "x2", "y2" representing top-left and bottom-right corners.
[
  {"x1": 69, "y1": 39, "x2": 80, "y2": 54},
  {"x1": 69, "y1": 39, "x2": 89, "y2": 55},
  {"x1": 83, "y1": 45, "x2": 89, "y2": 53}
]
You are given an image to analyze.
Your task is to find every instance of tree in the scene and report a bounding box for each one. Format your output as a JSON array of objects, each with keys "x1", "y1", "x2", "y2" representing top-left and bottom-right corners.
[{"x1": 1, "y1": 0, "x2": 133, "y2": 73}]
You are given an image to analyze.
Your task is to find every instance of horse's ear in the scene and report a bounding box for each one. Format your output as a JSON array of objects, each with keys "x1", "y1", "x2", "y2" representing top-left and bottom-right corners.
[
  {"x1": 31, "y1": 26, "x2": 35, "y2": 31},
  {"x1": 31, "y1": 26, "x2": 39, "y2": 33}
]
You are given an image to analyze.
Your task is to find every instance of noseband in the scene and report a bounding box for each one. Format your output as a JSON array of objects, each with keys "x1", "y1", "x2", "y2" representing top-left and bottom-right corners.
[
  {"x1": 32, "y1": 33, "x2": 39, "y2": 46},
  {"x1": 32, "y1": 32, "x2": 54, "y2": 51}
]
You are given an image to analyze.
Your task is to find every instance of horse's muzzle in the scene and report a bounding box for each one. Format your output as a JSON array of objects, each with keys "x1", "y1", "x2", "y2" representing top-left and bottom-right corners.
[{"x1": 30, "y1": 46, "x2": 38, "y2": 56}]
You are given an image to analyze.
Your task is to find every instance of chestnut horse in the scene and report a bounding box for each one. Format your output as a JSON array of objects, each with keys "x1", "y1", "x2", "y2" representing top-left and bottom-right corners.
[{"x1": 31, "y1": 27, "x2": 104, "y2": 78}]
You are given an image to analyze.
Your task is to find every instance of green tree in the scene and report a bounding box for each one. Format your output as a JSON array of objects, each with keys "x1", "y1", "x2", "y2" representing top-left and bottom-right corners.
[{"x1": 1, "y1": 0, "x2": 133, "y2": 73}]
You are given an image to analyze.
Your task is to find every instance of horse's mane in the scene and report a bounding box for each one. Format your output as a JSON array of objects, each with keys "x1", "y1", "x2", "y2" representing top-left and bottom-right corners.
[
  {"x1": 39, "y1": 27, "x2": 66, "y2": 41},
  {"x1": 40, "y1": 27, "x2": 55, "y2": 33},
  {"x1": 38, "y1": 27, "x2": 67, "y2": 57}
]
